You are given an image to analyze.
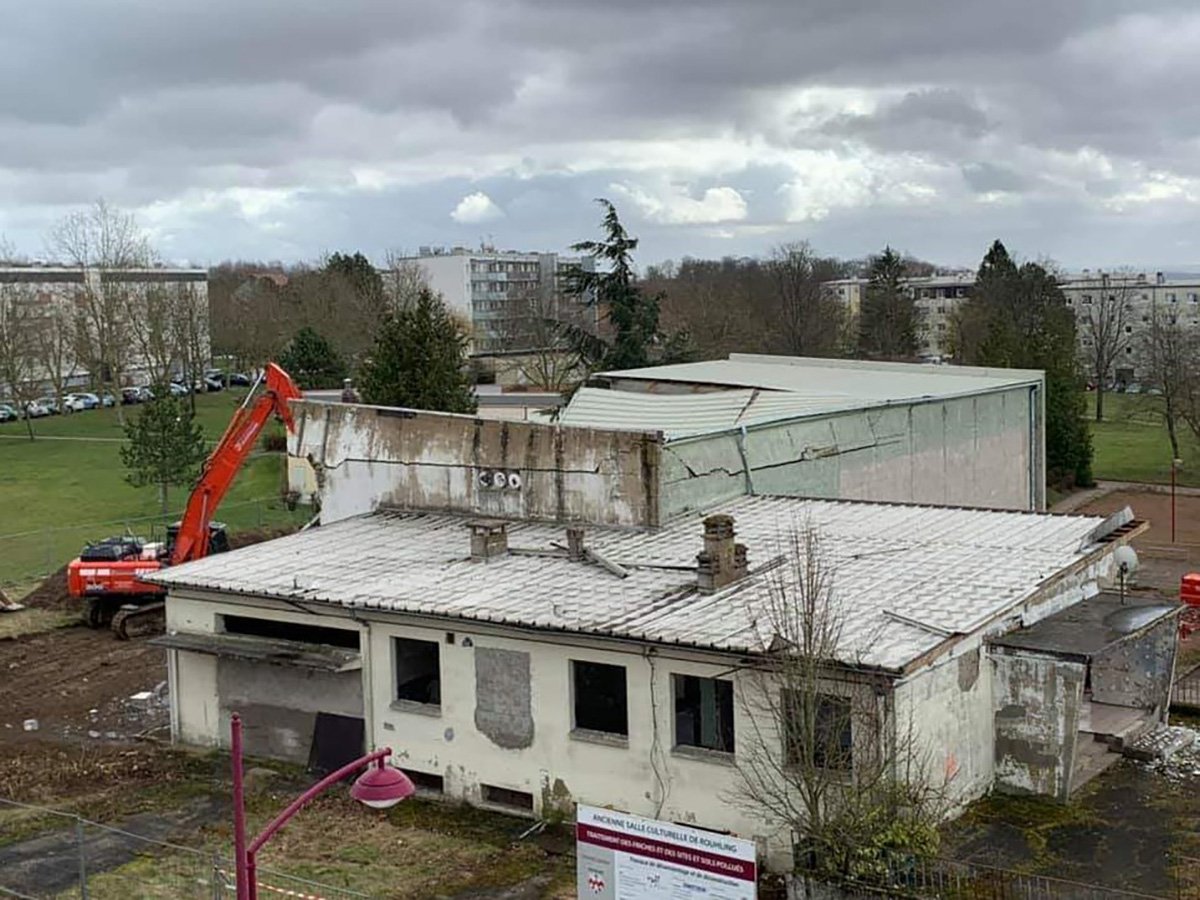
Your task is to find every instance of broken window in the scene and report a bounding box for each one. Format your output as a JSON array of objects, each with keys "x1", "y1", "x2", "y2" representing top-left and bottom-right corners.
[
  {"x1": 221, "y1": 615, "x2": 359, "y2": 650},
  {"x1": 673, "y1": 674, "x2": 734, "y2": 753},
  {"x1": 393, "y1": 637, "x2": 440, "y2": 707},
  {"x1": 782, "y1": 691, "x2": 853, "y2": 771},
  {"x1": 572, "y1": 660, "x2": 628, "y2": 736}
]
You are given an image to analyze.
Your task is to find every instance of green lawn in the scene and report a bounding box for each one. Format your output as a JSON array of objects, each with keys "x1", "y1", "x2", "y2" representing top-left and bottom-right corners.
[
  {"x1": 0, "y1": 391, "x2": 309, "y2": 587},
  {"x1": 1087, "y1": 389, "x2": 1200, "y2": 487}
]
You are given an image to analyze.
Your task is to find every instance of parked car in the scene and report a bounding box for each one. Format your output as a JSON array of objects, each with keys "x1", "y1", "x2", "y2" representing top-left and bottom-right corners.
[
  {"x1": 71, "y1": 392, "x2": 101, "y2": 410},
  {"x1": 229, "y1": 373, "x2": 251, "y2": 387},
  {"x1": 203, "y1": 376, "x2": 223, "y2": 392},
  {"x1": 24, "y1": 400, "x2": 50, "y2": 418},
  {"x1": 204, "y1": 368, "x2": 227, "y2": 386},
  {"x1": 59, "y1": 395, "x2": 88, "y2": 413},
  {"x1": 35, "y1": 396, "x2": 62, "y2": 415},
  {"x1": 100, "y1": 393, "x2": 116, "y2": 407},
  {"x1": 0, "y1": 403, "x2": 18, "y2": 422},
  {"x1": 168, "y1": 382, "x2": 189, "y2": 397},
  {"x1": 121, "y1": 387, "x2": 142, "y2": 405}
]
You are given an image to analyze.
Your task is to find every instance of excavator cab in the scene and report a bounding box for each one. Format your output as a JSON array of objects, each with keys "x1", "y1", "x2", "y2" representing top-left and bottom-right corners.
[{"x1": 166, "y1": 521, "x2": 230, "y2": 559}]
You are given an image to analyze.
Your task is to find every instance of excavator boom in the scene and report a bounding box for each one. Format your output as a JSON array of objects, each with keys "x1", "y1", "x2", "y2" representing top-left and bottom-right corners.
[{"x1": 170, "y1": 363, "x2": 301, "y2": 565}]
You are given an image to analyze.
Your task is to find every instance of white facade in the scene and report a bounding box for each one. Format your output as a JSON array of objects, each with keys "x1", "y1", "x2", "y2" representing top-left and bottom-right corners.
[
  {"x1": 0, "y1": 265, "x2": 210, "y2": 396},
  {"x1": 402, "y1": 248, "x2": 596, "y2": 353}
]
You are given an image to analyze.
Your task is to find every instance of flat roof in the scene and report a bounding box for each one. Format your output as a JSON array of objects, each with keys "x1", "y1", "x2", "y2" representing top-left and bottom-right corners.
[
  {"x1": 990, "y1": 593, "x2": 1179, "y2": 660},
  {"x1": 148, "y1": 495, "x2": 1119, "y2": 672},
  {"x1": 595, "y1": 354, "x2": 1042, "y2": 399}
]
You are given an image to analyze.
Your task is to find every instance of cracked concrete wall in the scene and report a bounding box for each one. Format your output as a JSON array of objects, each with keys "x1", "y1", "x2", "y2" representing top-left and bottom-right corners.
[
  {"x1": 1091, "y1": 615, "x2": 1178, "y2": 711},
  {"x1": 991, "y1": 650, "x2": 1084, "y2": 800},
  {"x1": 660, "y1": 387, "x2": 1038, "y2": 517},
  {"x1": 288, "y1": 401, "x2": 661, "y2": 527}
]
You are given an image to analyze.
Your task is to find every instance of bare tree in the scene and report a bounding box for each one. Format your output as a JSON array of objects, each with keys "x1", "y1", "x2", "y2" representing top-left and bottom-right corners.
[
  {"x1": 732, "y1": 525, "x2": 947, "y2": 880},
  {"x1": 48, "y1": 200, "x2": 154, "y2": 423},
  {"x1": 1145, "y1": 303, "x2": 1193, "y2": 460},
  {"x1": 0, "y1": 281, "x2": 40, "y2": 439},
  {"x1": 768, "y1": 243, "x2": 851, "y2": 357},
  {"x1": 32, "y1": 300, "x2": 80, "y2": 416},
  {"x1": 1077, "y1": 271, "x2": 1134, "y2": 421},
  {"x1": 382, "y1": 252, "x2": 432, "y2": 313},
  {"x1": 126, "y1": 285, "x2": 177, "y2": 387},
  {"x1": 495, "y1": 283, "x2": 589, "y2": 390},
  {"x1": 170, "y1": 283, "x2": 210, "y2": 412}
]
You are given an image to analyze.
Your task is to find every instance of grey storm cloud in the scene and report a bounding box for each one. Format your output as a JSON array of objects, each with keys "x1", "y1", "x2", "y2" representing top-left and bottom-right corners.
[{"x1": 3, "y1": 0, "x2": 1200, "y2": 268}]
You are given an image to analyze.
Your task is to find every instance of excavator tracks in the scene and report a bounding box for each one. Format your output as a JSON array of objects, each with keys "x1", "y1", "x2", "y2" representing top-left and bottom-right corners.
[{"x1": 111, "y1": 602, "x2": 166, "y2": 640}]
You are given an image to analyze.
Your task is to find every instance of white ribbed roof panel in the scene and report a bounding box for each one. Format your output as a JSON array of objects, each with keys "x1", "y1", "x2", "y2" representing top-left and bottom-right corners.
[{"x1": 148, "y1": 495, "x2": 1115, "y2": 672}]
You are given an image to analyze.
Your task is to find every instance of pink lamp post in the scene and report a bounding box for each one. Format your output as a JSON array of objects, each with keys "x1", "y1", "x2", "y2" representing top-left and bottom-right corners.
[{"x1": 231, "y1": 713, "x2": 414, "y2": 900}]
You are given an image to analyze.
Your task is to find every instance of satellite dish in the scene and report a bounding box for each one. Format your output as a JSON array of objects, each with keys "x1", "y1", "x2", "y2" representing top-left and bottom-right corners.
[
  {"x1": 1114, "y1": 545, "x2": 1139, "y2": 574},
  {"x1": 507, "y1": 472, "x2": 523, "y2": 490},
  {"x1": 477, "y1": 470, "x2": 493, "y2": 488},
  {"x1": 491, "y1": 471, "x2": 508, "y2": 489}
]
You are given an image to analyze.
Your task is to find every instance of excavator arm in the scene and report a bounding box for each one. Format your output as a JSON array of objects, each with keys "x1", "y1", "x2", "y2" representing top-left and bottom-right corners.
[{"x1": 169, "y1": 363, "x2": 302, "y2": 565}]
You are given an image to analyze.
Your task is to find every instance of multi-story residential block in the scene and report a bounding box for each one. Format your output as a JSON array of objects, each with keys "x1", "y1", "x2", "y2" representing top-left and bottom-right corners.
[
  {"x1": 823, "y1": 269, "x2": 1200, "y2": 378},
  {"x1": 402, "y1": 247, "x2": 597, "y2": 353},
  {"x1": 0, "y1": 265, "x2": 209, "y2": 398}
]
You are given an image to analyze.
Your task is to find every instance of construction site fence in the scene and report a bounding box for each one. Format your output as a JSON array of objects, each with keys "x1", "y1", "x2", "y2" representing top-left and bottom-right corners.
[
  {"x1": 789, "y1": 848, "x2": 1200, "y2": 899},
  {"x1": 1173, "y1": 663, "x2": 1200, "y2": 712},
  {"x1": 0, "y1": 799, "x2": 369, "y2": 899},
  {"x1": 0, "y1": 497, "x2": 312, "y2": 596}
]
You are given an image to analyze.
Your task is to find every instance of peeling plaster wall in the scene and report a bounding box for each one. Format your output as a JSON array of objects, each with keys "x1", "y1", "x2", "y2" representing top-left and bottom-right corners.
[
  {"x1": 991, "y1": 650, "x2": 1085, "y2": 800},
  {"x1": 894, "y1": 642, "x2": 996, "y2": 812},
  {"x1": 660, "y1": 388, "x2": 1039, "y2": 516},
  {"x1": 1091, "y1": 616, "x2": 1179, "y2": 711},
  {"x1": 287, "y1": 401, "x2": 661, "y2": 527}
]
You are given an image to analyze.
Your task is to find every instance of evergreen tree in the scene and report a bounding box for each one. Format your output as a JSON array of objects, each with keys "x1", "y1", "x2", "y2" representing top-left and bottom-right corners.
[
  {"x1": 325, "y1": 251, "x2": 385, "y2": 311},
  {"x1": 956, "y1": 240, "x2": 1092, "y2": 488},
  {"x1": 566, "y1": 199, "x2": 690, "y2": 371},
  {"x1": 858, "y1": 246, "x2": 917, "y2": 359},
  {"x1": 120, "y1": 391, "x2": 208, "y2": 515},
  {"x1": 358, "y1": 288, "x2": 477, "y2": 413},
  {"x1": 279, "y1": 326, "x2": 347, "y2": 389}
]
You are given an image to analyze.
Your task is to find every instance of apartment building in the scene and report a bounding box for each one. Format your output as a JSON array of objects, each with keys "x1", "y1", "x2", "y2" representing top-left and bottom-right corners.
[
  {"x1": 824, "y1": 269, "x2": 1200, "y2": 378},
  {"x1": 0, "y1": 265, "x2": 209, "y2": 397},
  {"x1": 402, "y1": 247, "x2": 597, "y2": 353}
]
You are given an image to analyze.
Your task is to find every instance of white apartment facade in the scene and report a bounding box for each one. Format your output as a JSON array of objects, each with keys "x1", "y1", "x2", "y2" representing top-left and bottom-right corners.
[
  {"x1": 0, "y1": 265, "x2": 209, "y2": 398},
  {"x1": 824, "y1": 269, "x2": 1200, "y2": 378},
  {"x1": 402, "y1": 247, "x2": 597, "y2": 353}
]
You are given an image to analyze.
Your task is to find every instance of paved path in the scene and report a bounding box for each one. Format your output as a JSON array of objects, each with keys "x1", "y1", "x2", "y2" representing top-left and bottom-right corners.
[
  {"x1": 1052, "y1": 480, "x2": 1200, "y2": 514},
  {"x1": 0, "y1": 797, "x2": 223, "y2": 897}
]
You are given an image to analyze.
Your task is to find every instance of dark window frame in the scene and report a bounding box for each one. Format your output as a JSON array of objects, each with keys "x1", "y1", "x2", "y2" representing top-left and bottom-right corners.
[
  {"x1": 571, "y1": 659, "x2": 629, "y2": 737},
  {"x1": 392, "y1": 636, "x2": 441, "y2": 709},
  {"x1": 672, "y1": 673, "x2": 735, "y2": 754}
]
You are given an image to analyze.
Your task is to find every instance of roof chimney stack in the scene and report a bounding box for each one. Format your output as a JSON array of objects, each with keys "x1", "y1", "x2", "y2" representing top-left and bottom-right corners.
[
  {"x1": 567, "y1": 527, "x2": 586, "y2": 561},
  {"x1": 469, "y1": 520, "x2": 508, "y2": 561},
  {"x1": 697, "y1": 514, "x2": 749, "y2": 593}
]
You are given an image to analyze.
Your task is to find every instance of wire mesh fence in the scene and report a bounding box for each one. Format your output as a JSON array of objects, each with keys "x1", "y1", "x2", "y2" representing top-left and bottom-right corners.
[
  {"x1": 790, "y1": 850, "x2": 1196, "y2": 900},
  {"x1": 0, "y1": 800, "x2": 368, "y2": 899},
  {"x1": 1173, "y1": 664, "x2": 1200, "y2": 711}
]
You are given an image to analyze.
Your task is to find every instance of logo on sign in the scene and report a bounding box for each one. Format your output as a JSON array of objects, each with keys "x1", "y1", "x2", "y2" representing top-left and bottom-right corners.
[{"x1": 587, "y1": 869, "x2": 606, "y2": 893}]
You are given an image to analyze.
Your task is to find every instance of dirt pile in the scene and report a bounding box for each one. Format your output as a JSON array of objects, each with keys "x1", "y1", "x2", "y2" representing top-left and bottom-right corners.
[{"x1": 18, "y1": 567, "x2": 75, "y2": 613}]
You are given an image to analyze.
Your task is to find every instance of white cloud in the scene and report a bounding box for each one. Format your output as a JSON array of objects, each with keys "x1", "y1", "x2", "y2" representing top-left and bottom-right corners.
[
  {"x1": 450, "y1": 191, "x2": 504, "y2": 224},
  {"x1": 612, "y1": 183, "x2": 748, "y2": 225}
]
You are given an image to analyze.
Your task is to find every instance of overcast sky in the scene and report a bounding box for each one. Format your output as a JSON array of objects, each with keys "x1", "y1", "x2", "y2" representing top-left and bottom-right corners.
[{"x1": 2, "y1": 1, "x2": 1199, "y2": 270}]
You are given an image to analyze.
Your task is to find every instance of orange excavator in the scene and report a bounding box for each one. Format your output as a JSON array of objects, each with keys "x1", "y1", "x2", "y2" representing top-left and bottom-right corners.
[{"x1": 68, "y1": 363, "x2": 302, "y2": 638}]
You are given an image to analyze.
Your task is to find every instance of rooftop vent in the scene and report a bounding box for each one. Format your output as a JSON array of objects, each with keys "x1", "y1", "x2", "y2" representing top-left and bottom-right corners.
[
  {"x1": 468, "y1": 520, "x2": 508, "y2": 561},
  {"x1": 697, "y1": 514, "x2": 749, "y2": 594}
]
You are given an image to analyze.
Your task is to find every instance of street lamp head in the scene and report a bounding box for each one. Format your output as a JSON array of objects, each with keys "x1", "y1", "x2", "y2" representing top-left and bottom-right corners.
[{"x1": 350, "y1": 758, "x2": 415, "y2": 810}]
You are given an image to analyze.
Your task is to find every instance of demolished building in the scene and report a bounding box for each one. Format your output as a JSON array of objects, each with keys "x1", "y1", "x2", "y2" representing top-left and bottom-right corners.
[{"x1": 148, "y1": 356, "x2": 1179, "y2": 868}]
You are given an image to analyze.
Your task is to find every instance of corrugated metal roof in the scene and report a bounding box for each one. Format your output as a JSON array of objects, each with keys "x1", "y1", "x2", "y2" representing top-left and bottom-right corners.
[
  {"x1": 148, "y1": 496, "x2": 1115, "y2": 672},
  {"x1": 557, "y1": 387, "x2": 856, "y2": 437},
  {"x1": 595, "y1": 356, "x2": 1040, "y2": 399}
]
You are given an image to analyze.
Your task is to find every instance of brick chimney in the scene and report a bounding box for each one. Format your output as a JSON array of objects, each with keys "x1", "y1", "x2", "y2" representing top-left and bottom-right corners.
[
  {"x1": 697, "y1": 514, "x2": 749, "y2": 593},
  {"x1": 566, "y1": 527, "x2": 586, "y2": 561},
  {"x1": 468, "y1": 520, "x2": 508, "y2": 561}
]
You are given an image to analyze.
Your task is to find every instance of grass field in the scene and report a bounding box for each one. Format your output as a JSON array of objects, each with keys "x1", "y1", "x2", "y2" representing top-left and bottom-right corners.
[
  {"x1": 0, "y1": 390, "x2": 309, "y2": 588},
  {"x1": 1087, "y1": 390, "x2": 1200, "y2": 487}
]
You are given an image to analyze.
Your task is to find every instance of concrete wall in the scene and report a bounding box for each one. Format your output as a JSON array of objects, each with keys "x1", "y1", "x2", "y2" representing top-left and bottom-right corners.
[
  {"x1": 1091, "y1": 615, "x2": 1178, "y2": 712},
  {"x1": 287, "y1": 401, "x2": 661, "y2": 527},
  {"x1": 991, "y1": 650, "x2": 1085, "y2": 800},
  {"x1": 894, "y1": 642, "x2": 996, "y2": 811},
  {"x1": 659, "y1": 388, "x2": 1039, "y2": 516}
]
